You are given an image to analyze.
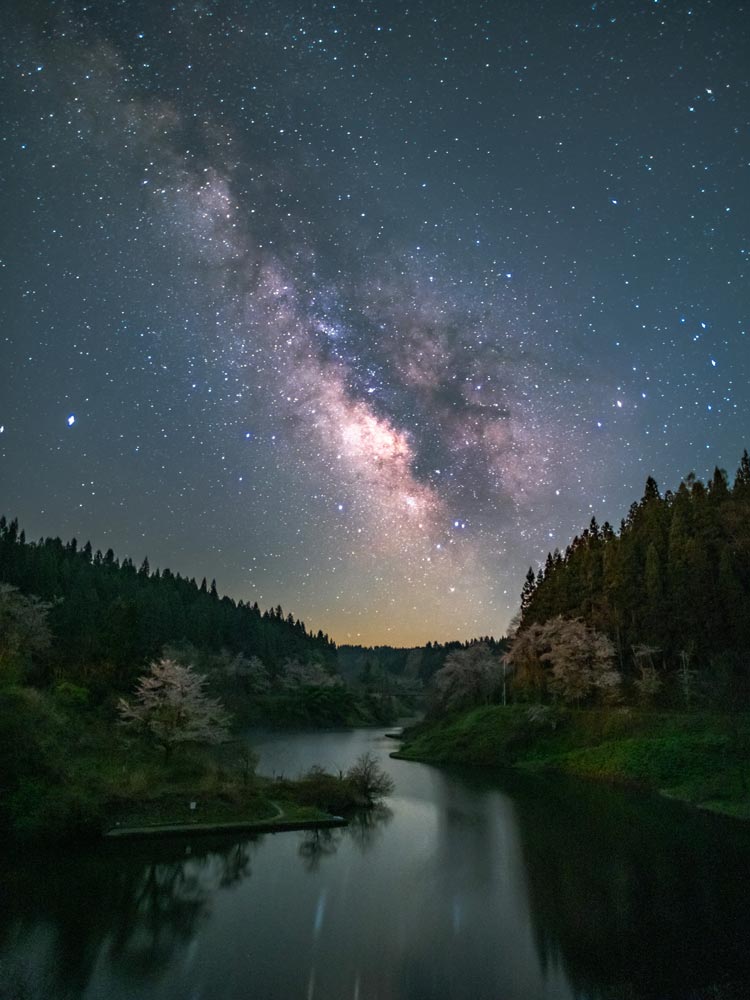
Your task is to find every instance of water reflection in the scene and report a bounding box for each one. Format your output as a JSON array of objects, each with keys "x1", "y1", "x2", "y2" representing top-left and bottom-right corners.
[
  {"x1": 2, "y1": 730, "x2": 749, "y2": 1000},
  {"x1": 297, "y1": 827, "x2": 340, "y2": 872},
  {"x1": 296, "y1": 803, "x2": 393, "y2": 872},
  {"x1": 430, "y1": 765, "x2": 750, "y2": 1000},
  {"x1": 107, "y1": 854, "x2": 208, "y2": 979},
  {"x1": 0, "y1": 836, "x2": 263, "y2": 999},
  {"x1": 507, "y1": 772, "x2": 750, "y2": 1000}
]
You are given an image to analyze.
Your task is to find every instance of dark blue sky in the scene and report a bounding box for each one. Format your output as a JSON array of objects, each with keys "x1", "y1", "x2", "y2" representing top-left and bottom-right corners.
[{"x1": 1, "y1": 0, "x2": 748, "y2": 643}]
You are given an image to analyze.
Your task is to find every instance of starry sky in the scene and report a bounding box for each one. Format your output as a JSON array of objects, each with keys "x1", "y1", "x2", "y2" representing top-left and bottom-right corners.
[{"x1": 1, "y1": 0, "x2": 748, "y2": 646}]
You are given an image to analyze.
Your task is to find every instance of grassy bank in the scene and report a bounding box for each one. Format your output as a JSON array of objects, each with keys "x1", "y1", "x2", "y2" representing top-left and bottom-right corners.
[
  {"x1": 0, "y1": 685, "x2": 389, "y2": 841},
  {"x1": 105, "y1": 776, "x2": 333, "y2": 833},
  {"x1": 395, "y1": 705, "x2": 750, "y2": 819},
  {"x1": 7, "y1": 741, "x2": 353, "y2": 840}
]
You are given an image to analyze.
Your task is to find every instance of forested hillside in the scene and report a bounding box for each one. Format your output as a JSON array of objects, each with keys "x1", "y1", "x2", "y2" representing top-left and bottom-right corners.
[
  {"x1": 0, "y1": 519, "x2": 406, "y2": 839},
  {"x1": 519, "y1": 450, "x2": 750, "y2": 705},
  {"x1": 0, "y1": 516, "x2": 335, "y2": 694},
  {"x1": 337, "y1": 636, "x2": 506, "y2": 686}
]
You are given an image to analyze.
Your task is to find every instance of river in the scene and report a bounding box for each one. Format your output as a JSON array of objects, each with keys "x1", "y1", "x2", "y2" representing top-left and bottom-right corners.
[{"x1": 1, "y1": 727, "x2": 749, "y2": 999}]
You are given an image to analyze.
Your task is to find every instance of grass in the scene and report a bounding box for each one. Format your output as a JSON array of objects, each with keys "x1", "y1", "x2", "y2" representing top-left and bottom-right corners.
[
  {"x1": 104, "y1": 763, "x2": 342, "y2": 831},
  {"x1": 103, "y1": 758, "x2": 358, "y2": 833},
  {"x1": 395, "y1": 705, "x2": 750, "y2": 820},
  {"x1": 107, "y1": 794, "x2": 334, "y2": 833},
  {"x1": 1, "y1": 696, "x2": 361, "y2": 840},
  {"x1": 107, "y1": 787, "x2": 280, "y2": 830}
]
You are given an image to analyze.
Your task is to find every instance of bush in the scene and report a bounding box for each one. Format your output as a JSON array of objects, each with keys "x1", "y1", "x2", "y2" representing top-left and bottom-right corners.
[
  {"x1": 346, "y1": 752, "x2": 394, "y2": 802},
  {"x1": 53, "y1": 680, "x2": 90, "y2": 708},
  {"x1": 0, "y1": 687, "x2": 59, "y2": 787},
  {"x1": 526, "y1": 704, "x2": 567, "y2": 731},
  {"x1": 292, "y1": 766, "x2": 356, "y2": 814},
  {"x1": 9, "y1": 779, "x2": 103, "y2": 840}
]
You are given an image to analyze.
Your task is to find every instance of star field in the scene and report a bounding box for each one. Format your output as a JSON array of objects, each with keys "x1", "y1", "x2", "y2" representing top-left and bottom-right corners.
[{"x1": 1, "y1": 0, "x2": 748, "y2": 644}]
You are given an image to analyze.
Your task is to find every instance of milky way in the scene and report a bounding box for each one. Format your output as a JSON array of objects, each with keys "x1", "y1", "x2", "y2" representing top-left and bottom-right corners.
[{"x1": 1, "y1": 1, "x2": 748, "y2": 644}]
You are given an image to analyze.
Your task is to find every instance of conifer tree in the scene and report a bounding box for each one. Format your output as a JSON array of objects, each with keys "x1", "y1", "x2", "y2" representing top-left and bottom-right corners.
[{"x1": 517, "y1": 451, "x2": 750, "y2": 705}]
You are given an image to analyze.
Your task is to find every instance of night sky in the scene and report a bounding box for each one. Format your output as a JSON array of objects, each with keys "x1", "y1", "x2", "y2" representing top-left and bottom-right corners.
[{"x1": 1, "y1": 1, "x2": 748, "y2": 646}]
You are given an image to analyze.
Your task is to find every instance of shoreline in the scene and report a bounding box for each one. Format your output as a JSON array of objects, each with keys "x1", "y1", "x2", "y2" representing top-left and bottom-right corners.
[
  {"x1": 391, "y1": 747, "x2": 750, "y2": 822},
  {"x1": 391, "y1": 706, "x2": 750, "y2": 822},
  {"x1": 105, "y1": 814, "x2": 348, "y2": 839}
]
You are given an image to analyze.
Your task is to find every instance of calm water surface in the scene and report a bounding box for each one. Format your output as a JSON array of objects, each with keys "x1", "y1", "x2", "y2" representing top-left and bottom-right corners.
[{"x1": 2, "y1": 727, "x2": 749, "y2": 1000}]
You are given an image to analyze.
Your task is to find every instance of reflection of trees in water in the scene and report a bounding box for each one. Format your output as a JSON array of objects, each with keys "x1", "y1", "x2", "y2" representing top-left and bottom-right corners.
[
  {"x1": 0, "y1": 835, "x2": 262, "y2": 998},
  {"x1": 385, "y1": 771, "x2": 534, "y2": 1000},
  {"x1": 297, "y1": 806, "x2": 394, "y2": 871},
  {"x1": 379, "y1": 766, "x2": 750, "y2": 1000},
  {"x1": 0, "y1": 958, "x2": 74, "y2": 1000},
  {"x1": 107, "y1": 857, "x2": 208, "y2": 979},
  {"x1": 510, "y1": 774, "x2": 750, "y2": 1000},
  {"x1": 217, "y1": 839, "x2": 255, "y2": 887},
  {"x1": 107, "y1": 835, "x2": 265, "y2": 979},
  {"x1": 298, "y1": 827, "x2": 342, "y2": 872},
  {"x1": 347, "y1": 803, "x2": 393, "y2": 853},
  {"x1": 3, "y1": 811, "x2": 397, "y2": 998},
  {"x1": 430, "y1": 767, "x2": 519, "y2": 893}
]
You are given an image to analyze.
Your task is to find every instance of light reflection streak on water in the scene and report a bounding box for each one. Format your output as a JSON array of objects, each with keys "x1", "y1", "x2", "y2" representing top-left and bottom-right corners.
[
  {"x1": 4, "y1": 728, "x2": 747, "y2": 999},
  {"x1": 452, "y1": 897, "x2": 463, "y2": 934},
  {"x1": 183, "y1": 937, "x2": 199, "y2": 972},
  {"x1": 313, "y1": 888, "x2": 327, "y2": 937}
]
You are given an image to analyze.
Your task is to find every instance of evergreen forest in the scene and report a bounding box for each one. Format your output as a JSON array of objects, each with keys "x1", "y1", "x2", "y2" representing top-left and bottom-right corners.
[
  {"x1": 337, "y1": 636, "x2": 507, "y2": 688},
  {"x1": 0, "y1": 515, "x2": 335, "y2": 696},
  {"x1": 0, "y1": 518, "x2": 408, "y2": 839},
  {"x1": 519, "y1": 450, "x2": 750, "y2": 707}
]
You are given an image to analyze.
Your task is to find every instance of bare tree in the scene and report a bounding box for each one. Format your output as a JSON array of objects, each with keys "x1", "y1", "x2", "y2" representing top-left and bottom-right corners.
[
  {"x1": 346, "y1": 752, "x2": 394, "y2": 802},
  {"x1": 678, "y1": 646, "x2": 697, "y2": 708},
  {"x1": 118, "y1": 658, "x2": 232, "y2": 756},
  {"x1": 632, "y1": 644, "x2": 663, "y2": 706}
]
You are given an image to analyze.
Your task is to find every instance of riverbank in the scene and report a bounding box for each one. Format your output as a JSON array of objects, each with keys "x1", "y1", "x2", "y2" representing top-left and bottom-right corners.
[
  {"x1": 105, "y1": 782, "x2": 343, "y2": 836},
  {"x1": 0, "y1": 681, "x2": 398, "y2": 842},
  {"x1": 103, "y1": 743, "x2": 391, "y2": 838},
  {"x1": 393, "y1": 705, "x2": 750, "y2": 820},
  {"x1": 106, "y1": 812, "x2": 347, "y2": 839}
]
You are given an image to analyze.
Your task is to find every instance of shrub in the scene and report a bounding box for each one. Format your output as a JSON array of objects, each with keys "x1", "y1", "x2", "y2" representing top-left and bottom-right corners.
[
  {"x1": 526, "y1": 703, "x2": 567, "y2": 731},
  {"x1": 346, "y1": 752, "x2": 394, "y2": 802},
  {"x1": 292, "y1": 766, "x2": 356, "y2": 813},
  {"x1": 53, "y1": 681, "x2": 90, "y2": 708},
  {"x1": 9, "y1": 779, "x2": 103, "y2": 840}
]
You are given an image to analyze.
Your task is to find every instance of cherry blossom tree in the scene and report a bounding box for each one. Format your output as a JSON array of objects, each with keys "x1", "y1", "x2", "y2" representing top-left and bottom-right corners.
[
  {"x1": 431, "y1": 643, "x2": 502, "y2": 714},
  {"x1": 280, "y1": 659, "x2": 342, "y2": 689},
  {"x1": 224, "y1": 653, "x2": 272, "y2": 695},
  {"x1": 118, "y1": 657, "x2": 231, "y2": 756},
  {"x1": 507, "y1": 617, "x2": 621, "y2": 706},
  {"x1": 541, "y1": 618, "x2": 619, "y2": 705}
]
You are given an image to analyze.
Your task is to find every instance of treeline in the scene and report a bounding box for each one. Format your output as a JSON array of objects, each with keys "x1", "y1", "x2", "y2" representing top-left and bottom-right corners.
[
  {"x1": 520, "y1": 450, "x2": 750, "y2": 704},
  {"x1": 338, "y1": 636, "x2": 506, "y2": 687},
  {"x1": 0, "y1": 516, "x2": 335, "y2": 694}
]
